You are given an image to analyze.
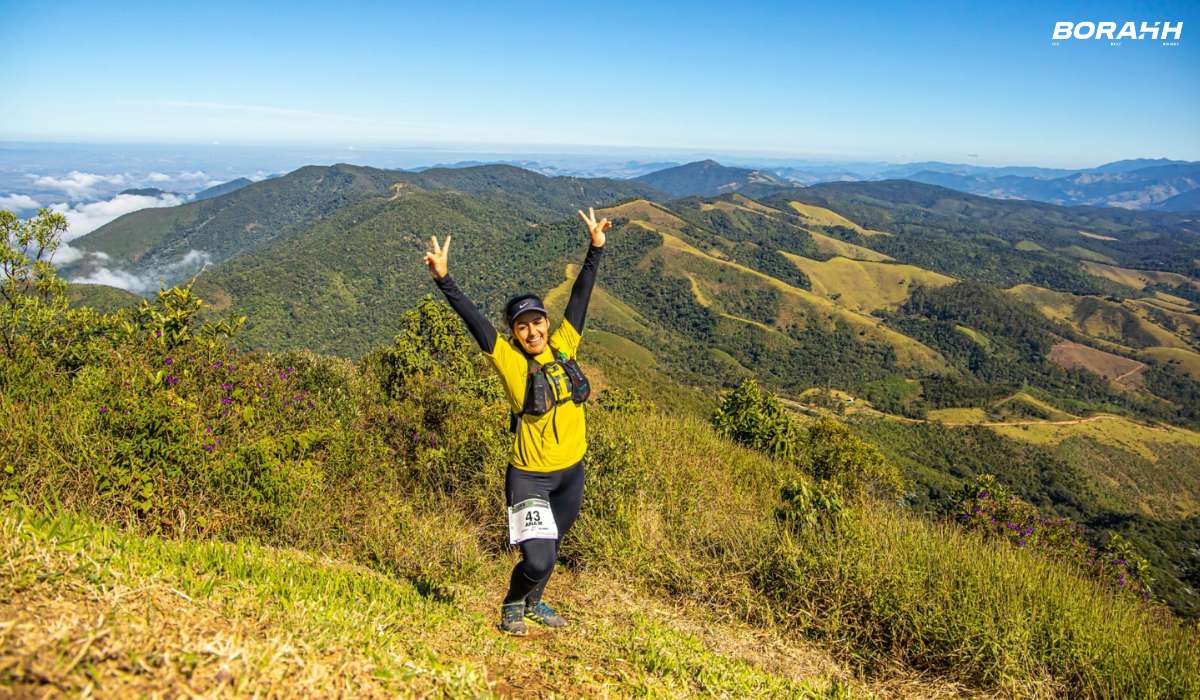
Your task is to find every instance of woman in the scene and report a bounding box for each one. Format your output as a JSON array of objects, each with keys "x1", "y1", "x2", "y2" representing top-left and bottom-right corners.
[{"x1": 423, "y1": 207, "x2": 612, "y2": 636}]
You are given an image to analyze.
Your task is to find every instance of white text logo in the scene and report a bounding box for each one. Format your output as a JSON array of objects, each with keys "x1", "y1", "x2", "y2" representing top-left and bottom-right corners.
[{"x1": 1052, "y1": 21, "x2": 1182, "y2": 40}]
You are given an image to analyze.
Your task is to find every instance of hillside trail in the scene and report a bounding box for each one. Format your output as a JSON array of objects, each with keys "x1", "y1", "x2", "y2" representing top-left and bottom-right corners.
[
  {"x1": 1114, "y1": 363, "x2": 1147, "y2": 384},
  {"x1": 474, "y1": 569, "x2": 990, "y2": 698}
]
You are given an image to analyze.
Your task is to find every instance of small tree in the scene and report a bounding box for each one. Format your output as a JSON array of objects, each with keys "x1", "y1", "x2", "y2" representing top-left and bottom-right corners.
[
  {"x1": 712, "y1": 379, "x2": 802, "y2": 461},
  {"x1": 362, "y1": 294, "x2": 500, "y2": 401},
  {"x1": 0, "y1": 208, "x2": 70, "y2": 354}
]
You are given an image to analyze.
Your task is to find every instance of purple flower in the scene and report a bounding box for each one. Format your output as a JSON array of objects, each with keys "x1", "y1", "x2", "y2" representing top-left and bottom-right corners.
[
  {"x1": 979, "y1": 491, "x2": 989, "y2": 499},
  {"x1": 155, "y1": 330, "x2": 162, "y2": 338},
  {"x1": 100, "y1": 406, "x2": 108, "y2": 413},
  {"x1": 1017, "y1": 540, "x2": 1025, "y2": 546},
  {"x1": 165, "y1": 358, "x2": 172, "y2": 365}
]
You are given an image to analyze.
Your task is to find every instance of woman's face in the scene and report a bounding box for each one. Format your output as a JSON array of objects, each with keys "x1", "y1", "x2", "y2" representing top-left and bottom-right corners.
[{"x1": 512, "y1": 311, "x2": 550, "y2": 355}]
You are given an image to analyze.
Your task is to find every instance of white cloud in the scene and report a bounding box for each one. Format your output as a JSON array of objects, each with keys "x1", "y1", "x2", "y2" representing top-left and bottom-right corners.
[
  {"x1": 52, "y1": 192, "x2": 187, "y2": 240},
  {"x1": 0, "y1": 194, "x2": 41, "y2": 213},
  {"x1": 30, "y1": 171, "x2": 128, "y2": 199},
  {"x1": 70, "y1": 249, "x2": 211, "y2": 293},
  {"x1": 147, "y1": 170, "x2": 214, "y2": 188},
  {"x1": 70, "y1": 267, "x2": 148, "y2": 290},
  {"x1": 51, "y1": 243, "x2": 86, "y2": 265}
]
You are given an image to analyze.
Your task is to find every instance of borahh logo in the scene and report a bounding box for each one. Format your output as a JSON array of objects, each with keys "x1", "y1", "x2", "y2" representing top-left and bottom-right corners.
[{"x1": 1053, "y1": 21, "x2": 1182, "y2": 40}]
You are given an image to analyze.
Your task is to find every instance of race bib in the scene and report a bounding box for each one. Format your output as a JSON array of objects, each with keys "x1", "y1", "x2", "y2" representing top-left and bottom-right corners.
[{"x1": 508, "y1": 498, "x2": 559, "y2": 545}]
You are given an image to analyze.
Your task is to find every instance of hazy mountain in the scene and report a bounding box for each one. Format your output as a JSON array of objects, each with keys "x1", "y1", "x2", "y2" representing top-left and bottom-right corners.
[
  {"x1": 633, "y1": 160, "x2": 798, "y2": 197},
  {"x1": 193, "y1": 177, "x2": 253, "y2": 201},
  {"x1": 1157, "y1": 188, "x2": 1200, "y2": 212},
  {"x1": 118, "y1": 187, "x2": 175, "y2": 197},
  {"x1": 902, "y1": 163, "x2": 1200, "y2": 209}
]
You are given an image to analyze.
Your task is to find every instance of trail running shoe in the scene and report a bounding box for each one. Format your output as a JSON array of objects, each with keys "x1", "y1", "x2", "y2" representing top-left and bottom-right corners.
[
  {"x1": 525, "y1": 600, "x2": 567, "y2": 627},
  {"x1": 500, "y1": 602, "x2": 527, "y2": 636}
]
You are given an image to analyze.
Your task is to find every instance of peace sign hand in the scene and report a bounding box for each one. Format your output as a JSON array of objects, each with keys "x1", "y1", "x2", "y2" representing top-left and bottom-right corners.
[
  {"x1": 423, "y1": 235, "x2": 451, "y2": 279},
  {"x1": 578, "y1": 207, "x2": 612, "y2": 248}
]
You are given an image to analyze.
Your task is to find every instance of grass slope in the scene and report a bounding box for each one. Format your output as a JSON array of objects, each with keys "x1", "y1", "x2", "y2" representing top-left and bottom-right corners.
[
  {"x1": 648, "y1": 228, "x2": 945, "y2": 369},
  {"x1": 806, "y1": 230, "x2": 894, "y2": 261},
  {"x1": 786, "y1": 202, "x2": 891, "y2": 235},
  {"x1": 2, "y1": 507, "x2": 853, "y2": 699},
  {"x1": 781, "y1": 253, "x2": 955, "y2": 312}
]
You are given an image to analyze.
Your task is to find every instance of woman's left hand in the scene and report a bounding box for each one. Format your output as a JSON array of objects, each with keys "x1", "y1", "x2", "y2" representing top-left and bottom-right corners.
[{"x1": 578, "y1": 207, "x2": 612, "y2": 247}]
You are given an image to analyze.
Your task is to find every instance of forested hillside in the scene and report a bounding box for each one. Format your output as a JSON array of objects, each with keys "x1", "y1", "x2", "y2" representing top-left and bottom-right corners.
[{"x1": 65, "y1": 163, "x2": 670, "y2": 289}]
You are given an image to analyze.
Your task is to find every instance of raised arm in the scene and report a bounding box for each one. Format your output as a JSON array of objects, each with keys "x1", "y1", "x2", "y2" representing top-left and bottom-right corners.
[
  {"x1": 424, "y1": 235, "x2": 498, "y2": 353},
  {"x1": 563, "y1": 208, "x2": 611, "y2": 332}
]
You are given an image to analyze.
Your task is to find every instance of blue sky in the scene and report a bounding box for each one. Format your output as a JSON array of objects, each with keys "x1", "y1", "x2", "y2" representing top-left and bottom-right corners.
[{"x1": 0, "y1": 0, "x2": 1197, "y2": 167}]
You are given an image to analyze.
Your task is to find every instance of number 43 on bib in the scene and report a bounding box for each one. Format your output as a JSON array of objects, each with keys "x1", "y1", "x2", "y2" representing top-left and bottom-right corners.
[{"x1": 508, "y1": 498, "x2": 559, "y2": 545}]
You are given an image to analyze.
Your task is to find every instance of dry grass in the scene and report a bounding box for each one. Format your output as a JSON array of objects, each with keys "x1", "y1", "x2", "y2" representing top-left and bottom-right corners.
[
  {"x1": 1081, "y1": 262, "x2": 1200, "y2": 292},
  {"x1": 782, "y1": 254, "x2": 954, "y2": 313},
  {"x1": 785, "y1": 203, "x2": 892, "y2": 236},
  {"x1": 1046, "y1": 340, "x2": 1143, "y2": 382},
  {"x1": 807, "y1": 231, "x2": 894, "y2": 262}
]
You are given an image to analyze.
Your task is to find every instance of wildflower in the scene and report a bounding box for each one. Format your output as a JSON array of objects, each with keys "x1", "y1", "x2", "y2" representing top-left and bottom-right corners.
[
  {"x1": 166, "y1": 358, "x2": 173, "y2": 365},
  {"x1": 100, "y1": 406, "x2": 108, "y2": 413},
  {"x1": 156, "y1": 330, "x2": 162, "y2": 337},
  {"x1": 979, "y1": 491, "x2": 989, "y2": 499},
  {"x1": 1018, "y1": 540, "x2": 1025, "y2": 546}
]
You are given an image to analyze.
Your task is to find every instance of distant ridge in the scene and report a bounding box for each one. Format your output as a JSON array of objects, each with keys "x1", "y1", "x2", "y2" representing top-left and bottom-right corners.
[
  {"x1": 634, "y1": 160, "x2": 798, "y2": 198},
  {"x1": 193, "y1": 177, "x2": 253, "y2": 201},
  {"x1": 118, "y1": 187, "x2": 174, "y2": 197}
]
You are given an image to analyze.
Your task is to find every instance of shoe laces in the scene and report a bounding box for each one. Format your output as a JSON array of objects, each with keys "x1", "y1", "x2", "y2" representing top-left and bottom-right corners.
[
  {"x1": 528, "y1": 601, "x2": 556, "y2": 618},
  {"x1": 502, "y1": 602, "x2": 524, "y2": 624}
]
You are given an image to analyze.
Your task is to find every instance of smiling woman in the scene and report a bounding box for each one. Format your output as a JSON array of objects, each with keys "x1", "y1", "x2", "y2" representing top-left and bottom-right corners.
[{"x1": 422, "y1": 207, "x2": 610, "y2": 635}]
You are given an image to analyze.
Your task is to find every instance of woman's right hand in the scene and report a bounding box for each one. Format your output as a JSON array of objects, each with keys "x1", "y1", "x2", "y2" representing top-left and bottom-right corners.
[{"x1": 423, "y1": 235, "x2": 451, "y2": 279}]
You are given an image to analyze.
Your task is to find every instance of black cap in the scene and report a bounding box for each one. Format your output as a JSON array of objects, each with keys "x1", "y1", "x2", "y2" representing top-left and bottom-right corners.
[{"x1": 504, "y1": 294, "x2": 548, "y2": 328}]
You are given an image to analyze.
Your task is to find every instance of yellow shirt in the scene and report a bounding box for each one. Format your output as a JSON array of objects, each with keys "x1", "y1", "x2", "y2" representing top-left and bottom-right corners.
[{"x1": 485, "y1": 319, "x2": 586, "y2": 472}]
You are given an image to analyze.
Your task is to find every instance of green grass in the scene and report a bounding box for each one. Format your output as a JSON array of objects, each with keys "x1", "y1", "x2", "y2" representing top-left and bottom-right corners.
[
  {"x1": 1, "y1": 505, "x2": 852, "y2": 699},
  {"x1": 1057, "y1": 245, "x2": 1118, "y2": 264}
]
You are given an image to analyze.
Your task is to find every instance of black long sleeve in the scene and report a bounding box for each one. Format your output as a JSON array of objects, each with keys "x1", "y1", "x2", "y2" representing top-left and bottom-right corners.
[
  {"x1": 564, "y1": 245, "x2": 604, "y2": 332},
  {"x1": 434, "y1": 275, "x2": 498, "y2": 353}
]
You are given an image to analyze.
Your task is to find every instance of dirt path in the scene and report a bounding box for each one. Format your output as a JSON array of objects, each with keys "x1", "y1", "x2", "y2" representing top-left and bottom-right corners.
[{"x1": 1114, "y1": 363, "x2": 1147, "y2": 384}]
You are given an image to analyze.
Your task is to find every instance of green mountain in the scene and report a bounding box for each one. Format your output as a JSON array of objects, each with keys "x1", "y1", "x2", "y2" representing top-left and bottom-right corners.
[
  {"x1": 633, "y1": 159, "x2": 798, "y2": 197},
  {"x1": 66, "y1": 163, "x2": 670, "y2": 288}
]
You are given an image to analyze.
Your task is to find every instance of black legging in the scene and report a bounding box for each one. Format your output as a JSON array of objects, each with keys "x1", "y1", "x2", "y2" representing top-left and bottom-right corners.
[{"x1": 504, "y1": 460, "x2": 585, "y2": 604}]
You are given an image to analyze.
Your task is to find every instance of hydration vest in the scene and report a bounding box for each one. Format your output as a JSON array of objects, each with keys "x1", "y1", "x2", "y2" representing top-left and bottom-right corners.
[{"x1": 509, "y1": 350, "x2": 591, "y2": 465}]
